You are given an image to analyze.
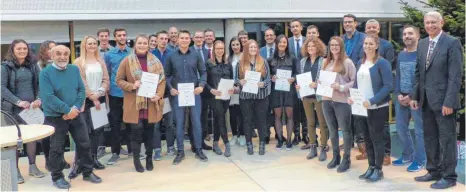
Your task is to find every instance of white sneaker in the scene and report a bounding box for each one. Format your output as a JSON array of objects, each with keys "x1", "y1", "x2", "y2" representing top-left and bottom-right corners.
[
  {"x1": 239, "y1": 135, "x2": 246, "y2": 147},
  {"x1": 230, "y1": 135, "x2": 238, "y2": 146}
]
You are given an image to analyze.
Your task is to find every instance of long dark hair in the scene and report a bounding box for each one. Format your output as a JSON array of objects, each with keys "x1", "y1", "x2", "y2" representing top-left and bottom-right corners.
[
  {"x1": 38, "y1": 40, "x2": 56, "y2": 69},
  {"x1": 272, "y1": 35, "x2": 290, "y2": 59},
  {"x1": 5, "y1": 39, "x2": 36, "y2": 67},
  {"x1": 228, "y1": 36, "x2": 242, "y2": 61}
]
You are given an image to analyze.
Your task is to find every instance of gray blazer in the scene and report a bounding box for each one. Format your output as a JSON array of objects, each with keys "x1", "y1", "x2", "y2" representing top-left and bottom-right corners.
[
  {"x1": 411, "y1": 32, "x2": 463, "y2": 111},
  {"x1": 288, "y1": 36, "x2": 306, "y2": 61}
]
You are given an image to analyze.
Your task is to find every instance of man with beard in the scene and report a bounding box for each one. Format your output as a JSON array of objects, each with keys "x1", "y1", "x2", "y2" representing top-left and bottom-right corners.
[
  {"x1": 40, "y1": 45, "x2": 102, "y2": 189},
  {"x1": 392, "y1": 25, "x2": 426, "y2": 172},
  {"x1": 167, "y1": 26, "x2": 179, "y2": 51},
  {"x1": 105, "y1": 28, "x2": 133, "y2": 165}
]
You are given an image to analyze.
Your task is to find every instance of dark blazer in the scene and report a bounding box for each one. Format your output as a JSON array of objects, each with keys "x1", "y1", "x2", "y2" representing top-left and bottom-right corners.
[
  {"x1": 343, "y1": 30, "x2": 366, "y2": 66},
  {"x1": 355, "y1": 58, "x2": 393, "y2": 106},
  {"x1": 190, "y1": 46, "x2": 210, "y2": 96},
  {"x1": 288, "y1": 36, "x2": 306, "y2": 61},
  {"x1": 411, "y1": 32, "x2": 463, "y2": 111}
]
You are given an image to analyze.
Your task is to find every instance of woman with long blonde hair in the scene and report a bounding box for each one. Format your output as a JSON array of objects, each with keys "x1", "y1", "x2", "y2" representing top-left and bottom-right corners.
[
  {"x1": 70, "y1": 36, "x2": 109, "y2": 178},
  {"x1": 235, "y1": 39, "x2": 271, "y2": 155},
  {"x1": 320, "y1": 36, "x2": 356, "y2": 173}
]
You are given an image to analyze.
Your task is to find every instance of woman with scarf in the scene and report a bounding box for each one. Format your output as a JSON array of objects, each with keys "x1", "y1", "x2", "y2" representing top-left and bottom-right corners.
[{"x1": 116, "y1": 34, "x2": 166, "y2": 172}]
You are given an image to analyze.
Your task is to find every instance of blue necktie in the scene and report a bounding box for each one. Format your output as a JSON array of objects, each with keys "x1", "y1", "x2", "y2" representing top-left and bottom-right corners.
[
  {"x1": 296, "y1": 39, "x2": 301, "y2": 57},
  {"x1": 269, "y1": 48, "x2": 273, "y2": 58}
]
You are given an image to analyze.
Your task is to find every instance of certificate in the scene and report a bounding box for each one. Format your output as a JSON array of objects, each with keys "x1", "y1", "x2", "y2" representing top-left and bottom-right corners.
[
  {"x1": 316, "y1": 70, "x2": 337, "y2": 98},
  {"x1": 216, "y1": 79, "x2": 235, "y2": 100},
  {"x1": 90, "y1": 103, "x2": 109, "y2": 129},
  {"x1": 296, "y1": 72, "x2": 315, "y2": 98},
  {"x1": 349, "y1": 88, "x2": 368, "y2": 117},
  {"x1": 137, "y1": 72, "x2": 160, "y2": 98},
  {"x1": 162, "y1": 97, "x2": 171, "y2": 114},
  {"x1": 275, "y1": 69, "x2": 292, "y2": 92},
  {"x1": 18, "y1": 106, "x2": 44, "y2": 125},
  {"x1": 178, "y1": 83, "x2": 195, "y2": 107},
  {"x1": 242, "y1": 71, "x2": 261, "y2": 94}
]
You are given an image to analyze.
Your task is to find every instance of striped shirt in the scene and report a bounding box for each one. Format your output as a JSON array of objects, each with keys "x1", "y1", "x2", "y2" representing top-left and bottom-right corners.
[{"x1": 235, "y1": 60, "x2": 271, "y2": 100}]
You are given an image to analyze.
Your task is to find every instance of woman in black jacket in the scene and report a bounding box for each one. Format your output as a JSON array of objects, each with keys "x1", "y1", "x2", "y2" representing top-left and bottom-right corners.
[
  {"x1": 205, "y1": 40, "x2": 235, "y2": 157},
  {"x1": 1, "y1": 39, "x2": 46, "y2": 183},
  {"x1": 268, "y1": 35, "x2": 297, "y2": 150}
]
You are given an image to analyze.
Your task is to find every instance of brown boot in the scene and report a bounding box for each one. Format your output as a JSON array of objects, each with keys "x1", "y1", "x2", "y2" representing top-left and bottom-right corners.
[
  {"x1": 356, "y1": 143, "x2": 367, "y2": 160},
  {"x1": 383, "y1": 155, "x2": 391, "y2": 166}
]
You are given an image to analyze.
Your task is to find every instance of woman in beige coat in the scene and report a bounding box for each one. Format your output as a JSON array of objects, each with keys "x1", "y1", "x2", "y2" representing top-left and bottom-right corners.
[{"x1": 116, "y1": 34, "x2": 165, "y2": 173}]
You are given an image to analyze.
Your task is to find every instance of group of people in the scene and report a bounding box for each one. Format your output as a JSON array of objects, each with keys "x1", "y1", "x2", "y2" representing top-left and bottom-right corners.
[{"x1": 1, "y1": 11, "x2": 462, "y2": 190}]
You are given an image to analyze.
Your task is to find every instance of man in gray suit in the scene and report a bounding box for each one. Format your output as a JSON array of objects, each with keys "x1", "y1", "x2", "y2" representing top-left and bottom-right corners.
[
  {"x1": 288, "y1": 19, "x2": 308, "y2": 146},
  {"x1": 410, "y1": 11, "x2": 463, "y2": 189}
]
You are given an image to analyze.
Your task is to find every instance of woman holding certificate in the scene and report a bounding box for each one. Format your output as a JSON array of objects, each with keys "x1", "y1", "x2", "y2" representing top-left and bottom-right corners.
[
  {"x1": 320, "y1": 36, "x2": 356, "y2": 173},
  {"x1": 116, "y1": 34, "x2": 166, "y2": 172},
  {"x1": 296, "y1": 37, "x2": 329, "y2": 161},
  {"x1": 71, "y1": 36, "x2": 109, "y2": 178},
  {"x1": 268, "y1": 35, "x2": 297, "y2": 150},
  {"x1": 348, "y1": 34, "x2": 392, "y2": 182},
  {"x1": 205, "y1": 40, "x2": 234, "y2": 157},
  {"x1": 1, "y1": 39, "x2": 46, "y2": 183},
  {"x1": 235, "y1": 39, "x2": 271, "y2": 155}
]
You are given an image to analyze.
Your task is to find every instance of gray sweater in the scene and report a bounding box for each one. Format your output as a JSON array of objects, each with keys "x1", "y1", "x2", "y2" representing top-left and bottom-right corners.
[{"x1": 1, "y1": 60, "x2": 39, "y2": 106}]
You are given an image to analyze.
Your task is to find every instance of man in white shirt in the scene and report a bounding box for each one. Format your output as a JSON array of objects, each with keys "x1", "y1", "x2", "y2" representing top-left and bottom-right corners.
[
  {"x1": 259, "y1": 28, "x2": 276, "y2": 59},
  {"x1": 204, "y1": 28, "x2": 215, "y2": 59}
]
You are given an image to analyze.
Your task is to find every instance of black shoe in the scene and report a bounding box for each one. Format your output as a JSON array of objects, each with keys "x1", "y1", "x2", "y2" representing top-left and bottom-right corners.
[
  {"x1": 93, "y1": 155, "x2": 105, "y2": 170},
  {"x1": 415, "y1": 173, "x2": 442, "y2": 182},
  {"x1": 430, "y1": 178, "x2": 456, "y2": 189},
  {"x1": 173, "y1": 151, "x2": 185, "y2": 165},
  {"x1": 327, "y1": 153, "x2": 341, "y2": 169},
  {"x1": 302, "y1": 135, "x2": 310, "y2": 145},
  {"x1": 83, "y1": 172, "x2": 102, "y2": 184},
  {"x1": 337, "y1": 154, "x2": 351, "y2": 173},
  {"x1": 202, "y1": 142, "x2": 213, "y2": 150},
  {"x1": 366, "y1": 169, "x2": 383, "y2": 183},
  {"x1": 292, "y1": 135, "x2": 301, "y2": 145},
  {"x1": 259, "y1": 142, "x2": 266, "y2": 155},
  {"x1": 133, "y1": 155, "x2": 144, "y2": 173},
  {"x1": 285, "y1": 141, "x2": 293, "y2": 151},
  {"x1": 359, "y1": 166, "x2": 375, "y2": 180},
  {"x1": 68, "y1": 161, "x2": 82, "y2": 179},
  {"x1": 318, "y1": 147, "x2": 328, "y2": 161},
  {"x1": 247, "y1": 142, "x2": 254, "y2": 155},
  {"x1": 146, "y1": 158, "x2": 153, "y2": 171},
  {"x1": 53, "y1": 178, "x2": 70, "y2": 189},
  {"x1": 276, "y1": 139, "x2": 284, "y2": 150},
  {"x1": 265, "y1": 137, "x2": 270, "y2": 144},
  {"x1": 195, "y1": 149, "x2": 208, "y2": 162},
  {"x1": 306, "y1": 144, "x2": 318, "y2": 160},
  {"x1": 252, "y1": 131, "x2": 258, "y2": 138}
]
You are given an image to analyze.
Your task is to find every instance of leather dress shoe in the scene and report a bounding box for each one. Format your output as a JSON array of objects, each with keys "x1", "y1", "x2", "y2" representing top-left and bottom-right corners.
[
  {"x1": 415, "y1": 173, "x2": 441, "y2": 182},
  {"x1": 53, "y1": 178, "x2": 70, "y2": 189},
  {"x1": 430, "y1": 178, "x2": 456, "y2": 189},
  {"x1": 195, "y1": 149, "x2": 208, "y2": 162},
  {"x1": 83, "y1": 172, "x2": 102, "y2": 183}
]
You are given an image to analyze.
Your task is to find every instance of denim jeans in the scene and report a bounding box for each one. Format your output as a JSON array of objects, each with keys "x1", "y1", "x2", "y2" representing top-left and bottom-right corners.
[
  {"x1": 174, "y1": 95, "x2": 202, "y2": 151},
  {"x1": 395, "y1": 100, "x2": 426, "y2": 164},
  {"x1": 322, "y1": 101, "x2": 353, "y2": 155},
  {"x1": 153, "y1": 100, "x2": 175, "y2": 150}
]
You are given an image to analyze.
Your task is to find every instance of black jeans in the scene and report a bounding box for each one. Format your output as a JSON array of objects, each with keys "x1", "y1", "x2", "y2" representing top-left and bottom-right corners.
[
  {"x1": 352, "y1": 115, "x2": 365, "y2": 144},
  {"x1": 45, "y1": 115, "x2": 93, "y2": 181},
  {"x1": 201, "y1": 96, "x2": 213, "y2": 138},
  {"x1": 229, "y1": 104, "x2": 244, "y2": 136},
  {"x1": 240, "y1": 97, "x2": 269, "y2": 143},
  {"x1": 109, "y1": 95, "x2": 131, "y2": 155},
  {"x1": 212, "y1": 99, "x2": 230, "y2": 143},
  {"x1": 130, "y1": 119, "x2": 155, "y2": 158},
  {"x1": 423, "y1": 98, "x2": 458, "y2": 182},
  {"x1": 293, "y1": 98, "x2": 308, "y2": 137},
  {"x1": 322, "y1": 101, "x2": 352, "y2": 155},
  {"x1": 80, "y1": 98, "x2": 105, "y2": 156},
  {"x1": 383, "y1": 121, "x2": 391, "y2": 155},
  {"x1": 360, "y1": 107, "x2": 389, "y2": 170}
]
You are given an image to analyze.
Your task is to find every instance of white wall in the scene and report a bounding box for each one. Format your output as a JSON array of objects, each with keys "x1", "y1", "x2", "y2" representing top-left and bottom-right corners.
[
  {"x1": 1, "y1": 0, "x2": 423, "y2": 21},
  {"x1": 1, "y1": 21, "x2": 69, "y2": 44}
]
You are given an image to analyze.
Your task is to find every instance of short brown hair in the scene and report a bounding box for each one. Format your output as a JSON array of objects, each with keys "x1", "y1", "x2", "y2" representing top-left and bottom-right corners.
[
  {"x1": 307, "y1": 25, "x2": 318, "y2": 31},
  {"x1": 97, "y1": 28, "x2": 110, "y2": 36},
  {"x1": 301, "y1": 37, "x2": 326, "y2": 58},
  {"x1": 113, "y1": 28, "x2": 127, "y2": 37},
  {"x1": 237, "y1": 30, "x2": 248, "y2": 36},
  {"x1": 403, "y1": 24, "x2": 420, "y2": 36}
]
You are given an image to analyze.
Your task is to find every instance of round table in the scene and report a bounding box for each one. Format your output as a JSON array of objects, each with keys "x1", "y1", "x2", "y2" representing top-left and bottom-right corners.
[{"x1": 1, "y1": 124, "x2": 54, "y2": 191}]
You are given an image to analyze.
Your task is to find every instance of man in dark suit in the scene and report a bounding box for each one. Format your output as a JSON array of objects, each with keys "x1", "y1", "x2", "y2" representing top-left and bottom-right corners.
[
  {"x1": 189, "y1": 31, "x2": 213, "y2": 151},
  {"x1": 288, "y1": 19, "x2": 308, "y2": 146},
  {"x1": 410, "y1": 11, "x2": 463, "y2": 189}
]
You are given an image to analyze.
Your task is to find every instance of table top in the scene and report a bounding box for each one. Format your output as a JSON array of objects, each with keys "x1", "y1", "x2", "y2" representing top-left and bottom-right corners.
[{"x1": 0, "y1": 124, "x2": 54, "y2": 148}]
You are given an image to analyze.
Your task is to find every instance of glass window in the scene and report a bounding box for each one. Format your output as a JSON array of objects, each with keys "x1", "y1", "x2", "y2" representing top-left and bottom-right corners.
[{"x1": 244, "y1": 22, "x2": 285, "y2": 47}]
